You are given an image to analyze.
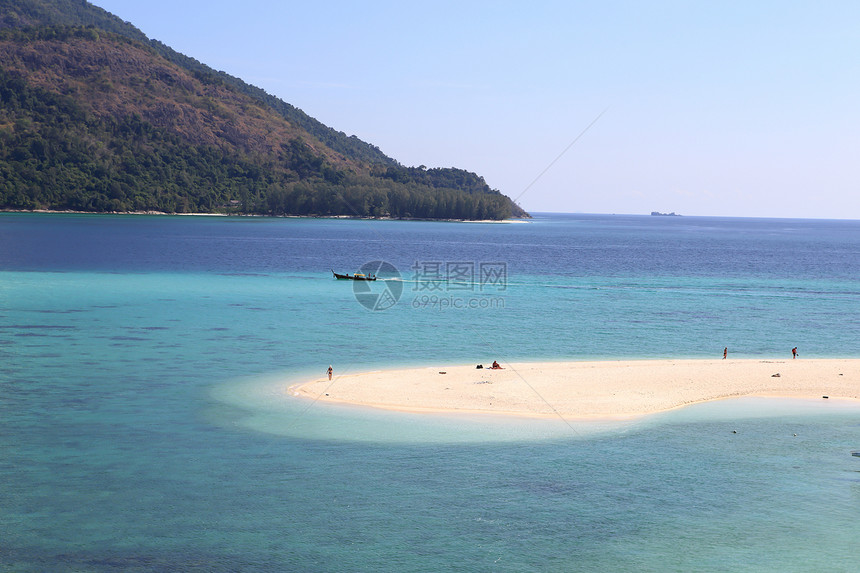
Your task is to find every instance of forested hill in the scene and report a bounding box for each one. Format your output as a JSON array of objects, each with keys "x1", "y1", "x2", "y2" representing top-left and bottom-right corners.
[{"x1": 0, "y1": 0, "x2": 529, "y2": 219}]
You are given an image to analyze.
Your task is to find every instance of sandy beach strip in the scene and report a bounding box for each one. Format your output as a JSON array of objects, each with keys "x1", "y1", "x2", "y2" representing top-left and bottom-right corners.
[{"x1": 290, "y1": 359, "x2": 860, "y2": 419}]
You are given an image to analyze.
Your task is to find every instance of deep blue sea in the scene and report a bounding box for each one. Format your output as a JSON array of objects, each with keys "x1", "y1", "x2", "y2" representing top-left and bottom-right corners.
[{"x1": 2, "y1": 212, "x2": 860, "y2": 571}]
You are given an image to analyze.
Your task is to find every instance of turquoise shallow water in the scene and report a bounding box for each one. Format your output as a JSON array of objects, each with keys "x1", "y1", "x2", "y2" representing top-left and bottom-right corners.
[{"x1": 2, "y1": 212, "x2": 860, "y2": 571}]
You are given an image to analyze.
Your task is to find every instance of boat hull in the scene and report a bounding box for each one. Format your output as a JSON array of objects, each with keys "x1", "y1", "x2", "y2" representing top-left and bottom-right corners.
[{"x1": 332, "y1": 270, "x2": 377, "y2": 281}]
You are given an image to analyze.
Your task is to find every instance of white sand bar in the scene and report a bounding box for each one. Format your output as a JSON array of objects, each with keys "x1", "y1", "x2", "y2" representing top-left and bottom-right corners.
[{"x1": 291, "y1": 359, "x2": 860, "y2": 419}]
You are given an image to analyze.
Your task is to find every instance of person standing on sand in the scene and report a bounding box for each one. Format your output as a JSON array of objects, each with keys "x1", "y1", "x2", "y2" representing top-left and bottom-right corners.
[
  {"x1": 792, "y1": 347, "x2": 797, "y2": 359},
  {"x1": 327, "y1": 365, "x2": 333, "y2": 380},
  {"x1": 723, "y1": 347, "x2": 727, "y2": 359}
]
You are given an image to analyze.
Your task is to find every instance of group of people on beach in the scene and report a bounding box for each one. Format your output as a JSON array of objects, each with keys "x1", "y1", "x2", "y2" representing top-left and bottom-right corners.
[
  {"x1": 722, "y1": 347, "x2": 798, "y2": 359},
  {"x1": 328, "y1": 347, "x2": 801, "y2": 381}
]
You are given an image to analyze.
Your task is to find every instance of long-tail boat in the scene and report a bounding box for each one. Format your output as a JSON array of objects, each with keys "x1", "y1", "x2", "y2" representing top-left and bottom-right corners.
[{"x1": 332, "y1": 270, "x2": 377, "y2": 281}]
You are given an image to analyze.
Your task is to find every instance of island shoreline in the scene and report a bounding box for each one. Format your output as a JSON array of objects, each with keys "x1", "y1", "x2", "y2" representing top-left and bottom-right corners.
[{"x1": 0, "y1": 209, "x2": 527, "y2": 223}]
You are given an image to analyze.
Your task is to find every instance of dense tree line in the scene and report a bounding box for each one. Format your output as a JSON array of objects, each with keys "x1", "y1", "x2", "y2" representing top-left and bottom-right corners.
[{"x1": 263, "y1": 181, "x2": 513, "y2": 220}]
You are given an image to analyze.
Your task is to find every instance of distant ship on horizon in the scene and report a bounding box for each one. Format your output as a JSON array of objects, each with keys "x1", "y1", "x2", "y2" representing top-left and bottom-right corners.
[{"x1": 651, "y1": 211, "x2": 681, "y2": 216}]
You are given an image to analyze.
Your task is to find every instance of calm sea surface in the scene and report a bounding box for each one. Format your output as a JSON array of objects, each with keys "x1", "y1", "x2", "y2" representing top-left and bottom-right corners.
[{"x1": 2, "y1": 212, "x2": 860, "y2": 571}]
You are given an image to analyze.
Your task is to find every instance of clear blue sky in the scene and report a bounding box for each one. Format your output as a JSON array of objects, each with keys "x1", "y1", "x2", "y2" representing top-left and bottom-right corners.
[{"x1": 91, "y1": 1, "x2": 859, "y2": 219}]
